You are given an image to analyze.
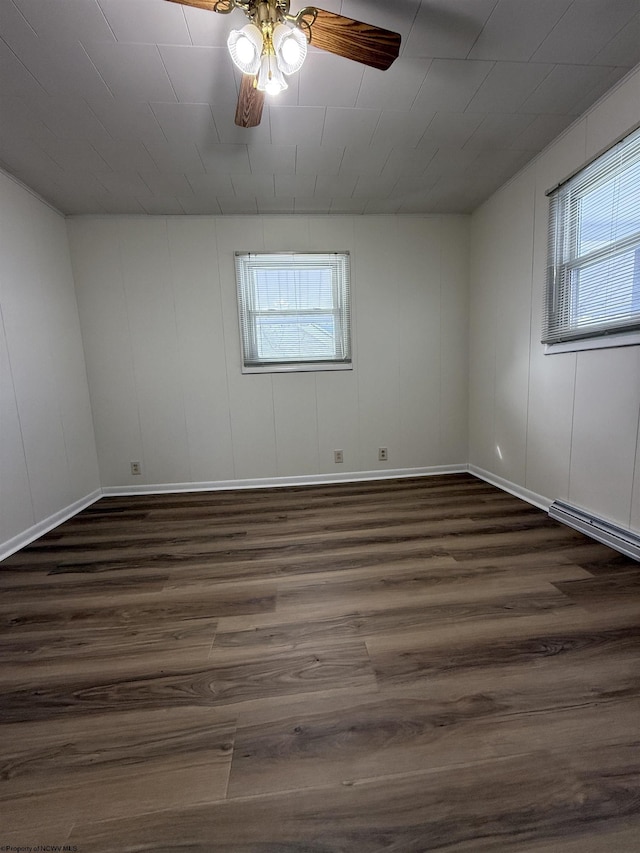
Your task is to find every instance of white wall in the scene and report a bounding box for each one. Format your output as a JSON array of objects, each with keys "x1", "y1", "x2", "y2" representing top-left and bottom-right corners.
[
  {"x1": 469, "y1": 66, "x2": 640, "y2": 532},
  {"x1": 0, "y1": 172, "x2": 100, "y2": 556},
  {"x1": 68, "y1": 214, "x2": 469, "y2": 488}
]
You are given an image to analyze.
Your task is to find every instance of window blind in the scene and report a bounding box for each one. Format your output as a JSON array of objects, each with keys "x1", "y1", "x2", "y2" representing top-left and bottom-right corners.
[
  {"x1": 543, "y1": 124, "x2": 640, "y2": 345},
  {"x1": 235, "y1": 252, "x2": 351, "y2": 371}
]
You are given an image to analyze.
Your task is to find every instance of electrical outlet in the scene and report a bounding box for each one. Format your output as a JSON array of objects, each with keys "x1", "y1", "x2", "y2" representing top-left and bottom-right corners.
[
  {"x1": 334, "y1": 449, "x2": 344, "y2": 464},
  {"x1": 378, "y1": 447, "x2": 388, "y2": 462},
  {"x1": 130, "y1": 461, "x2": 142, "y2": 475}
]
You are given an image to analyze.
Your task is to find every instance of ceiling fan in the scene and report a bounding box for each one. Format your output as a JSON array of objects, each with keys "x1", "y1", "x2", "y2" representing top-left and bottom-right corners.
[{"x1": 166, "y1": 0, "x2": 401, "y2": 127}]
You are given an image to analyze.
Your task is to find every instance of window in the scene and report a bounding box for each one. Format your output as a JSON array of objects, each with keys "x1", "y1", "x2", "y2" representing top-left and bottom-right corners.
[
  {"x1": 543, "y1": 125, "x2": 640, "y2": 349},
  {"x1": 235, "y1": 252, "x2": 352, "y2": 373}
]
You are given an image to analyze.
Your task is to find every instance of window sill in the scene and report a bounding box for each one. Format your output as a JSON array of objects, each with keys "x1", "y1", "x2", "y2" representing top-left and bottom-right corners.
[
  {"x1": 544, "y1": 330, "x2": 640, "y2": 354},
  {"x1": 241, "y1": 361, "x2": 353, "y2": 374}
]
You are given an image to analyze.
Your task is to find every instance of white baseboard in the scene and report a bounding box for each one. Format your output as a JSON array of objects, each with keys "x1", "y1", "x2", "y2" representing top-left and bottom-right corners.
[
  {"x1": 4, "y1": 468, "x2": 637, "y2": 566},
  {"x1": 468, "y1": 466, "x2": 640, "y2": 561},
  {"x1": 100, "y1": 464, "x2": 468, "y2": 497},
  {"x1": 0, "y1": 467, "x2": 468, "y2": 561},
  {"x1": 0, "y1": 489, "x2": 102, "y2": 562},
  {"x1": 468, "y1": 465, "x2": 552, "y2": 512}
]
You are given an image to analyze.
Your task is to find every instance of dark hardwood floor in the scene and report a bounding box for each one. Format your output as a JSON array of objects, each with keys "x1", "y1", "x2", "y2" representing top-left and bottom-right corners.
[{"x1": 1, "y1": 473, "x2": 640, "y2": 852}]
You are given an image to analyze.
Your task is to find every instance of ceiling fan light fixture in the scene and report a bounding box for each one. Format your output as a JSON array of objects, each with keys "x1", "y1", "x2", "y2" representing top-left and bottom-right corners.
[
  {"x1": 256, "y1": 52, "x2": 288, "y2": 96},
  {"x1": 227, "y1": 23, "x2": 263, "y2": 75},
  {"x1": 272, "y1": 22, "x2": 307, "y2": 75}
]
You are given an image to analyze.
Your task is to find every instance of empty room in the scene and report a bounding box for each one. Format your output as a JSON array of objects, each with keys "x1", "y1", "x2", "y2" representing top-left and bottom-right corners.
[{"x1": 1, "y1": 0, "x2": 640, "y2": 849}]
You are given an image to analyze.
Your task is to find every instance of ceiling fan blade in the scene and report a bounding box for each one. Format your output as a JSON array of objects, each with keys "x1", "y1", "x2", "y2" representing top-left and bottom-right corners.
[
  {"x1": 307, "y1": 8, "x2": 401, "y2": 71},
  {"x1": 165, "y1": 0, "x2": 223, "y2": 11},
  {"x1": 235, "y1": 74, "x2": 264, "y2": 127}
]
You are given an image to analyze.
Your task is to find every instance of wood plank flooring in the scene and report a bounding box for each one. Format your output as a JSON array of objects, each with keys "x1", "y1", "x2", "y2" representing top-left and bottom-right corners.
[{"x1": 1, "y1": 473, "x2": 640, "y2": 851}]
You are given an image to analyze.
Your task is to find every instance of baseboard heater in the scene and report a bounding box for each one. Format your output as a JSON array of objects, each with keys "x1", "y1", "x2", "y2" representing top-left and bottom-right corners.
[{"x1": 548, "y1": 501, "x2": 640, "y2": 562}]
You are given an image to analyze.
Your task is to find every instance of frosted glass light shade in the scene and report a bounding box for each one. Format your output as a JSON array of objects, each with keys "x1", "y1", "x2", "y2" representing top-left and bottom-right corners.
[
  {"x1": 256, "y1": 53, "x2": 288, "y2": 95},
  {"x1": 227, "y1": 24, "x2": 263, "y2": 75},
  {"x1": 272, "y1": 23, "x2": 307, "y2": 75}
]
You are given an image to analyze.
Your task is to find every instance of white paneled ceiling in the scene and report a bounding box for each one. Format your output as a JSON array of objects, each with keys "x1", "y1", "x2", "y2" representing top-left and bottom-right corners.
[{"x1": 0, "y1": 0, "x2": 638, "y2": 215}]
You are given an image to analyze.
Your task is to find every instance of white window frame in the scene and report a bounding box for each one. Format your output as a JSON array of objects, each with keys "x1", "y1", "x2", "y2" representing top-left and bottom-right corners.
[
  {"x1": 235, "y1": 251, "x2": 352, "y2": 374},
  {"x1": 543, "y1": 124, "x2": 640, "y2": 354}
]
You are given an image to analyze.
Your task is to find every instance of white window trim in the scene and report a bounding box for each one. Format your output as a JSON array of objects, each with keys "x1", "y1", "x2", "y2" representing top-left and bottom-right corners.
[
  {"x1": 542, "y1": 124, "x2": 640, "y2": 352},
  {"x1": 242, "y1": 361, "x2": 354, "y2": 374},
  {"x1": 544, "y1": 329, "x2": 640, "y2": 355},
  {"x1": 235, "y1": 251, "x2": 353, "y2": 375}
]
